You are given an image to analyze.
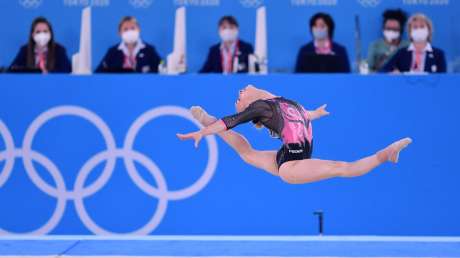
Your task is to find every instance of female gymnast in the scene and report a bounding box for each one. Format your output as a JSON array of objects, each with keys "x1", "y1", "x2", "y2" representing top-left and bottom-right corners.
[{"x1": 177, "y1": 85, "x2": 412, "y2": 184}]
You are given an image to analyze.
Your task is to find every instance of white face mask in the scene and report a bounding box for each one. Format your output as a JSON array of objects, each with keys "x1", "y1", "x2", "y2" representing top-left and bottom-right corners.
[
  {"x1": 312, "y1": 28, "x2": 328, "y2": 40},
  {"x1": 383, "y1": 30, "x2": 400, "y2": 42},
  {"x1": 121, "y1": 29, "x2": 140, "y2": 44},
  {"x1": 219, "y1": 29, "x2": 238, "y2": 42},
  {"x1": 33, "y1": 32, "x2": 51, "y2": 47},
  {"x1": 411, "y1": 28, "x2": 429, "y2": 43}
]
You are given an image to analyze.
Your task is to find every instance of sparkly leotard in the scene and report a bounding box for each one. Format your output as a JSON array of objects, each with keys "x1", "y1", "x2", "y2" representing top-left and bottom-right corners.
[{"x1": 222, "y1": 97, "x2": 313, "y2": 167}]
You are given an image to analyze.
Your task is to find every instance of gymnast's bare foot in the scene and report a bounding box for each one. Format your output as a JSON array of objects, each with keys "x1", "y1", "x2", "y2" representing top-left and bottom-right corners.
[
  {"x1": 377, "y1": 137, "x2": 413, "y2": 163},
  {"x1": 191, "y1": 106, "x2": 217, "y2": 126}
]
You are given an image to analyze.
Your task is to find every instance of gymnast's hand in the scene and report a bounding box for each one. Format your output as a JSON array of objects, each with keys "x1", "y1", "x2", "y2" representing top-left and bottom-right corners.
[
  {"x1": 177, "y1": 119, "x2": 227, "y2": 148},
  {"x1": 177, "y1": 130, "x2": 203, "y2": 148},
  {"x1": 315, "y1": 104, "x2": 330, "y2": 117},
  {"x1": 308, "y1": 104, "x2": 330, "y2": 120}
]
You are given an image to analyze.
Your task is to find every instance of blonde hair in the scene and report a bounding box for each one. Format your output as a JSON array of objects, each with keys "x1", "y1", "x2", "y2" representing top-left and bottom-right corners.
[{"x1": 407, "y1": 13, "x2": 433, "y2": 42}]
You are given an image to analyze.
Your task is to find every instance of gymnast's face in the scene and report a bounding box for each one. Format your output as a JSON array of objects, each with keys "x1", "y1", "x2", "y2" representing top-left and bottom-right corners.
[{"x1": 235, "y1": 85, "x2": 257, "y2": 113}]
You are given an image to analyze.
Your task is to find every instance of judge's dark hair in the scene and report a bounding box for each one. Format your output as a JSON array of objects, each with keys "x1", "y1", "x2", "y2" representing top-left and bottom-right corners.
[
  {"x1": 383, "y1": 9, "x2": 408, "y2": 34},
  {"x1": 218, "y1": 16, "x2": 239, "y2": 28},
  {"x1": 309, "y1": 12, "x2": 335, "y2": 38}
]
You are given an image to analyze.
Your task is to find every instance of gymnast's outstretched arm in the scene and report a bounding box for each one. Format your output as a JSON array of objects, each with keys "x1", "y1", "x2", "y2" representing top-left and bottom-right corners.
[
  {"x1": 307, "y1": 104, "x2": 330, "y2": 121},
  {"x1": 179, "y1": 106, "x2": 280, "y2": 176},
  {"x1": 177, "y1": 100, "x2": 272, "y2": 148},
  {"x1": 176, "y1": 119, "x2": 226, "y2": 148},
  {"x1": 176, "y1": 105, "x2": 263, "y2": 147}
]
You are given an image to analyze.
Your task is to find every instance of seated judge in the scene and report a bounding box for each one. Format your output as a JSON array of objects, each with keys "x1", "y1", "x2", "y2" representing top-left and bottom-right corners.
[
  {"x1": 295, "y1": 12, "x2": 350, "y2": 73},
  {"x1": 199, "y1": 16, "x2": 255, "y2": 74},
  {"x1": 9, "y1": 17, "x2": 71, "y2": 73},
  {"x1": 367, "y1": 9, "x2": 409, "y2": 73},
  {"x1": 381, "y1": 13, "x2": 446, "y2": 74},
  {"x1": 96, "y1": 16, "x2": 161, "y2": 73}
]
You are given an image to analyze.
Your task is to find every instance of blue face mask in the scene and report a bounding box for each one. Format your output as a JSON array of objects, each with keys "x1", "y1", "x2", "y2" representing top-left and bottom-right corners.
[{"x1": 312, "y1": 28, "x2": 328, "y2": 40}]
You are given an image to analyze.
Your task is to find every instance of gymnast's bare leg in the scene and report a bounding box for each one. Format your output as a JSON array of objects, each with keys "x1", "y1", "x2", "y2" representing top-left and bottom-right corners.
[
  {"x1": 276, "y1": 138, "x2": 411, "y2": 184},
  {"x1": 188, "y1": 106, "x2": 412, "y2": 184},
  {"x1": 191, "y1": 106, "x2": 279, "y2": 176}
]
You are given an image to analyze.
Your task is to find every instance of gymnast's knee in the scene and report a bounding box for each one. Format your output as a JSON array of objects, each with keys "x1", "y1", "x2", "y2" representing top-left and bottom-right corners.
[{"x1": 335, "y1": 161, "x2": 353, "y2": 177}]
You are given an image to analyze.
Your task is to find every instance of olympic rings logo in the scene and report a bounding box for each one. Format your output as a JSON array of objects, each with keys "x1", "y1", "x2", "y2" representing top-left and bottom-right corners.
[
  {"x1": 129, "y1": 0, "x2": 153, "y2": 8},
  {"x1": 18, "y1": 0, "x2": 43, "y2": 8},
  {"x1": 240, "y1": 0, "x2": 264, "y2": 8},
  {"x1": 0, "y1": 105, "x2": 218, "y2": 235},
  {"x1": 357, "y1": 0, "x2": 381, "y2": 7}
]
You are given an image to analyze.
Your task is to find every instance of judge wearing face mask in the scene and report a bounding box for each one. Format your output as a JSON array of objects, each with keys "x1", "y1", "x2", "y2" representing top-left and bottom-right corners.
[
  {"x1": 367, "y1": 9, "x2": 409, "y2": 73},
  {"x1": 96, "y1": 16, "x2": 161, "y2": 73},
  {"x1": 295, "y1": 12, "x2": 350, "y2": 73},
  {"x1": 9, "y1": 17, "x2": 71, "y2": 73},
  {"x1": 199, "y1": 16, "x2": 255, "y2": 74},
  {"x1": 381, "y1": 13, "x2": 446, "y2": 74}
]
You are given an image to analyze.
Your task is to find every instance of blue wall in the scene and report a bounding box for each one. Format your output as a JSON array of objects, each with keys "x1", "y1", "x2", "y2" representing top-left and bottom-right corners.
[
  {"x1": 0, "y1": 74, "x2": 459, "y2": 235},
  {"x1": 1, "y1": 0, "x2": 459, "y2": 72}
]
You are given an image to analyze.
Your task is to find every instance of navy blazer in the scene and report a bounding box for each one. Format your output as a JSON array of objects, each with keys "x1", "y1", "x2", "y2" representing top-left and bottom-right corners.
[
  {"x1": 295, "y1": 41, "x2": 350, "y2": 73},
  {"x1": 96, "y1": 42, "x2": 161, "y2": 73},
  {"x1": 199, "y1": 40, "x2": 255, "y2": 73},
  {"x1": 380, "y1": 45, "x2": 446, "y2": 73},
  {"x1": 9, "y1": 43, "x2": 71, "y2": 73}
]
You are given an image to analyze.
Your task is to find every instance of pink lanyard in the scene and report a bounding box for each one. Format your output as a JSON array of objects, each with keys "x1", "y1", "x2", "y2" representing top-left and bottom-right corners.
[
  {"x1": 35, "y1": 51, "x2": 46, "y2": 71},
  {"x1": 315, "y1": 40, "x2": 332, "y2": 54},
  {"x1": 38, "y1": 53, "x2": 46, "y2": 70},
  {"x1": 123, "y1": 52, "x2": 136, "y2": 69},
  {"x1": 221, "y1": 41, "x2": 239, "y2": 73},
  {"x1": 413, "y1": 51, "x2": 423, "y2": 71}
]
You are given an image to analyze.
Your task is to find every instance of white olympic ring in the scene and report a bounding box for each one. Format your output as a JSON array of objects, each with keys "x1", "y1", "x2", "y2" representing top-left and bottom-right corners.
[
  {"x1": 74, "y1": 149, "x2": 168, "y2": 235},
  {"x1": 0, "y1": 121, "x2": 15, "y2": 187},
  {"x1": 0, "y1": 149, "x2": 67, "y2": 235},
  {"x1": 22, "y1": 106, "x2": 117, "y2": 200},
  {"x1": 0, "y1": 105, "x2": 218, "y2": 235},
  {"x1": 124, "y1": 106, "x2": 218, "y2": 200}
]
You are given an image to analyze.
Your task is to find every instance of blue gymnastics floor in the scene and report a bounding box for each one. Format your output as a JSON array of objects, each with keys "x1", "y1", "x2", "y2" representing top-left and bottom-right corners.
[{"x1": 0, "y1": 235, "x2": 460, "y2": 257}]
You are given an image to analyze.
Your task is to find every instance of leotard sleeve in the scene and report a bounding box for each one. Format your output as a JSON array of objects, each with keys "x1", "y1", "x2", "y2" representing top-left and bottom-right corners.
[{"x1": 221, "y1": 100, "x2": 272, "y2": 130}]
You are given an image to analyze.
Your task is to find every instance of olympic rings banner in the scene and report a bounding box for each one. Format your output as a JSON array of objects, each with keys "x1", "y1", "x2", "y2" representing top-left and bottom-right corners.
[
  {"x1": 0, "y1": 74, "x2": 460, "y2": 235},
  {"x1": 1, "y1": 0, "x2": 460, "y2": 72}
]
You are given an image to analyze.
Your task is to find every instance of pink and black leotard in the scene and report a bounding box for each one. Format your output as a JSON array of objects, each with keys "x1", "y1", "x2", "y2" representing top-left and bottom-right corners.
[{"x1": 221, "y1": 97, "x2": 313, "y2": 168}]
